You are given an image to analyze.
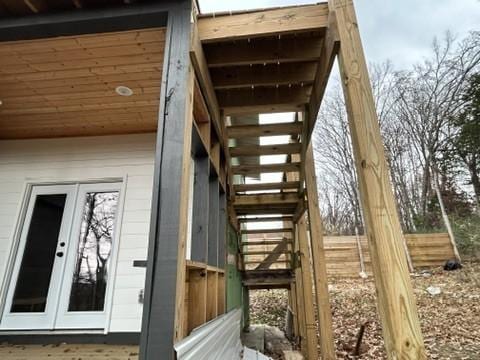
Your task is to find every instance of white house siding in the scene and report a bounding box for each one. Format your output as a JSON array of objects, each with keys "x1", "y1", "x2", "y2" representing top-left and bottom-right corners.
[{"x1": 0, "y1": 133, "x2": 156, "y2": 333}]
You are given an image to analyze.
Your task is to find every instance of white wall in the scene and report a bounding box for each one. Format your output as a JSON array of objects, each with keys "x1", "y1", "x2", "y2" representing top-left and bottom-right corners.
[{"x1": 0, "y1": 133, "x2": 156, "y2": 333}]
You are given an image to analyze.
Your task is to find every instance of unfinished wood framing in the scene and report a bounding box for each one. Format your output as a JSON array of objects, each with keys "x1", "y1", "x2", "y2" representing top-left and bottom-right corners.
[
  {"x1": 331, "y1": 0, "x2": 426, "y2": 358},
  {"x1": 296, "y1": 214, "x2": 319, "y2": 360},
  {"x1": 304, "y1": 145, "x2": 335, "y2": 360}
]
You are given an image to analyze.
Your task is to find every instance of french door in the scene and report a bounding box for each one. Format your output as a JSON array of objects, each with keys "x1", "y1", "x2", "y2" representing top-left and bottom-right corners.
[{"x1": 1, "y1": 183, "x2": 121, "y2": 330}]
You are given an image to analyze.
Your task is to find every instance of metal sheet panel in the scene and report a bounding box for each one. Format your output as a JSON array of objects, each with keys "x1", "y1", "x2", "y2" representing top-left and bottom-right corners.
[{"x1": 174, "y1": 309, "x2": 243, "y2": 360}]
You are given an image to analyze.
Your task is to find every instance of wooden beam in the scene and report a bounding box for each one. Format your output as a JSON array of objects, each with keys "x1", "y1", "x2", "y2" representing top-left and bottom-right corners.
[
  {"x1": 238, "y1": 215, "x2": 294, "y2": 223},
  {"x1": 193, "y1": 78, "x2": 210, "y2": 123},
  {"x1": 140, "y1": 3, "x2": 193, "y2": 358},
  {"x1": 218, "y1": 85, "x2": 311, "y2": 115},
  {"x1": 244, "y1": 260, "x2": 291, "y2": 265},
  {"x1": 331, "y1": 1, "x2": 425, "y2": 358},
  {"x1": 228, "y1": 122, "x2": 303, "y2": 139},
  {"x1": 255, "y1": 238, "x2": 290, "y2": 270},
  {"x1": 307, "y1": 16, "x2": 340, "y2": 138},
  {"x1": 242, "y1": 228, "x2": 293, "y2": 235},
  {"x1": 241, "y1": 240, "x2": 293, "y2": 246},
  {"x1": 293, "y1": 232, "x2": 307, "y2": 353},
  {"x1": 232, "y1": 162, "x2": 301, "y2": 176},
  {"x1": 204, "y1": 36, "x2": 323, "y2": 68},
  {"x1": 234, "y1": 192, "x2": 299, "y2": 207},
  {"x1": 198, "y1": 4, "x2": 329, "y2": 43},
  {"x1": 190, "y1": 21, "x2": 224, "y2": 146},
  {"x1": 296, "y1": 214, "x2": 319, "y2": 360},
  {"x1": 211, "y1": 62, "x2": 317, "y2": 90},
  {"x1": 234, "y1": 182, "x2": 300, "y2": 193},
  {"x1": 230, "y1": 143, "x2": 301, "y2": 157},
  {"x1": 304, "y1": 145, "x2": 335, "y2": 359},
  {"x1": 242, "y1": 250, "x2": 291, "y2": 256}
]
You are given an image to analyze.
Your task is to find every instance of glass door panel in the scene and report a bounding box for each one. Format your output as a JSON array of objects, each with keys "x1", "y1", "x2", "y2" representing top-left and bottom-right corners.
[
  {"x1": 10, "y1": 194, "x2": 67, "y2": 313},
  {"x1": 68, "y1": 191, "x2": 119, "y2": 312},
  {"x1": 55, "y1": 183, "x2": 121, "y2": 329}
]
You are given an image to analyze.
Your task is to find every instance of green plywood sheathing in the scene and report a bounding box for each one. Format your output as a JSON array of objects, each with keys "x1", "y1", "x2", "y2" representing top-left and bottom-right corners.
[{"x1": 226, "y1": 224, "x2": 243, "y2": 312}]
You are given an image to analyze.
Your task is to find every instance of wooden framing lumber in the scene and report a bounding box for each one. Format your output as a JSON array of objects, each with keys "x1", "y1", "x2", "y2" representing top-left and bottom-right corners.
[
  {"x1": 234, "y1": 192, "x2": 299, "y2": 207},
  {"x1": 234, "y1": 182, "x2": 299, "y2": 193},
  {"x1": 218, "y1": 85, "x2": 311, "y2": 115},
  {"x1": 331, "y1": 1, "x2": 425, "y2": 357},
  {"x1": 304, "y1": 145, "x2": 335, "y2": 359},
  {"x1": 230, "y1": 143, "x2": 301, "y2": 157},
  {"x1": 210, "y1": 62, "x2": 317, "y2": 90},
  {"x1": 296, "y1": 214, "x2": 319, "y2": 360},
  {"x1": 255, "y1": 238, "x2": 290, "y2": 270},
  {"x1": 228, "y1": 122, "x2": 303, "y2": 139},
  {"x1": 241, "y1": 250, "x2": 291, "y2": 256},
  {"x1": 307, "y1": 16, "x2": 340, "y2": 138},
  {"x1": 241, "y1": 240, "x2": 293, "y2": 246},
  {"x1": 232, "y1": 162, "x2": 301, "y2": 176},
  {"x1": 238, "y1": 215, "x2": 294, "y2": 223},
  {"x1": 204, "y1": 36, "x2": 323, "y2": 68},
  {"x1": 241, "y1": 228, "x2": 293, "y2": 235},
  {"x1": 198, "y1": 4, "x2": 329, "y2": 43}
]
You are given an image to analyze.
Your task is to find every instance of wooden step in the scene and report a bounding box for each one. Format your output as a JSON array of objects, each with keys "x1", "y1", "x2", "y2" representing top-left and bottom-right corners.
[
  {"x1": 231, "y1": 162, "x2": 300, "y2": 176},
  {"x1": 238, "y1": 216, "x2": 294, "y2": 223},
  {"x1": 230, "y1": 143, "x2": 301, "y2": 157},
  {"x1": 227, "y1": 122, "x2": 303, "y2": 139},
  {"x1": 241, "y1": 228, "x2": 293, "y2": 234},
  {"x1": 234, "y1": 182, "x2": 299, "y2": 193}
]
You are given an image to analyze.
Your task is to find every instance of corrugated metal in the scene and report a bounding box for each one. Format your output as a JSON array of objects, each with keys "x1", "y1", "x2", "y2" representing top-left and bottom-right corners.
[{"x1": 174, "y1": 309, "x2": 243, "y2": 360}]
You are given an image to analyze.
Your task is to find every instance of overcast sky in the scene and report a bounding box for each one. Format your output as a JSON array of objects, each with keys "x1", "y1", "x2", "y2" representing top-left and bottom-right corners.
[{"x1": 199, "y1": 0, "x2": 479, "y2": 69}]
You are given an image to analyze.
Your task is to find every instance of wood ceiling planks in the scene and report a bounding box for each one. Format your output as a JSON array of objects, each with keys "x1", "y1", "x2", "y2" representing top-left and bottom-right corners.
[{"x1": 0, "y1": 28, "x2": 166, "y2": 139}]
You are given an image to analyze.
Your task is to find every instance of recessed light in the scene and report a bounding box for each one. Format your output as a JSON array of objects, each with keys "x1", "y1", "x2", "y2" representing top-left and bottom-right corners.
[{"x1": 115, "y1": 86, "x2": 133, "y2": 97}]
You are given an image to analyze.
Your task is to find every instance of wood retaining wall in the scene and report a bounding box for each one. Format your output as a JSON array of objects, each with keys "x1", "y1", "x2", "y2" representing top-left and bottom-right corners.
[{"x1": 324, "y1": 233, "x2": 455, "y2": 277}]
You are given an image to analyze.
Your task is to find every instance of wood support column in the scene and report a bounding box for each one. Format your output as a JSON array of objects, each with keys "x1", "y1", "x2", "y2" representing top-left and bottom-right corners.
[
  {"x1": 304, "y1": 144, "x2": 335, "y2": 360},
  {"x1": 140, "y1": 1, "x2": 194, "y2": 359},
  {"x1": 330, "y1": 0, "x2": 425, "y2": 358},
  {"x1": 296, "y1": 214, "x2": 319, "y2": 360}
]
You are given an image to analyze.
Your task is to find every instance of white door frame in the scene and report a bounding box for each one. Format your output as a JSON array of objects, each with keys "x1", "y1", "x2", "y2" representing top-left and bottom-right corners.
[
  {"x1": 0, "y1": 181, "x2": 124, "y2": 331},
  {"x1": 0, "y1": 184, "x2": 78, "y2": 330}
]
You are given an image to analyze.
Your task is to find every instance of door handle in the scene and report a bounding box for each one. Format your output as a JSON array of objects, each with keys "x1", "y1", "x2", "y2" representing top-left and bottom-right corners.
[{"x1": 56, "y1": 252, "x2": 64, "y2": 257}]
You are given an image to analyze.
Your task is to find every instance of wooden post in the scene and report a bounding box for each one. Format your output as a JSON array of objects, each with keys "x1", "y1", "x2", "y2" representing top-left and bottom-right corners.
[
  {"x1": 140, "y1": 1, "x2": 195, "y2": 358},
  {"x1": 296, "y1": 214, "x2": 319, "y2": 360},
  {"x1": 304, "y1": 145, "x2": 335, "y2": 360},
  {"x1": 330, "y1": 0, "x2": 426, "y2": 358}
]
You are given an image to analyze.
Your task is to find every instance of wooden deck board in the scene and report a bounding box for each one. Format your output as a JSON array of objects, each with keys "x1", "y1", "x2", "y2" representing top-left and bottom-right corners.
[{"x1": 0, "y1": 343, "x2": 139, "y2": 360}]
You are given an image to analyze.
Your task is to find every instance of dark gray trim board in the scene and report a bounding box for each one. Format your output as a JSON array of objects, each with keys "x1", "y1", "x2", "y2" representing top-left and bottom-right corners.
[
  {"x1": 140, "y1": 1, "x2": 193, "y2": 359},
  {"x1": 0, "y1": 3, "x2": 172, "y2": 41},
  {"x1": 0, "y1": 333, "x2": 140, "y2": 345}
]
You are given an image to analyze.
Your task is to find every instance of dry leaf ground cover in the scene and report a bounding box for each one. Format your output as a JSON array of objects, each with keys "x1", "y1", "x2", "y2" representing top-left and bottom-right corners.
[{"x1": 250, "y1": 262, "x2": 480, "y2": 359}]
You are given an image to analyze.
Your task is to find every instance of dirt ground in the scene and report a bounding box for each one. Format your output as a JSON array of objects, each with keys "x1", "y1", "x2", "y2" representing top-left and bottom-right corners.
[{"x1": 250, "y1": 262, "x2": 480, "y2": 359}]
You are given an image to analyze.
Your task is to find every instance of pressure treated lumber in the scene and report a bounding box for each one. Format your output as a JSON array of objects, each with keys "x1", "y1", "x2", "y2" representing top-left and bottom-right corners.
[
  {"x1": 331, "y1": 0, "x2": 425, "y2": 358},
  {"x1": 230, "y1": 143, "x2": 301, "y2": 157},
  {"x1": 210, "y1": 62, "x2": 317, "y2": 90},
  {"x1": 296, "y1": 214, "x2": 319, "y2": 360},
  {"x1": 218, "y1": 85, "x2": 311, "y2": 115},
  {"x1": 234, "y1": 192, "x2": 299, "y2": 207},
  {"x1": 238, "y1": 215, "x2": 294, "y2": 222},
  {"x1": 204, "y1": 36, "x2": 323, "y2": 68},
  {"x1": 227, "y1": 122, "x2": 303, "y2": 139},
  {"x1": 304, "y1": 145, "x2": 335, "y2": 360},
  {"x1": 241, "y1": 228, "x2": 293, "y2": 235},
  {"x1": 232, "y1": 162, "x2": 301, "y2": 176},
  {"x1": 255, "y1": 238, "x2": 290, "y2": 270},
  {"x1": 198, "y1": 4, "x2": 329, "y2": 43}
]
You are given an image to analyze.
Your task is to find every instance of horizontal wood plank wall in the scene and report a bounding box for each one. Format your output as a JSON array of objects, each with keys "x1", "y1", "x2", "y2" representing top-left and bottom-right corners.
[
  {"x1": 0, "y1": 133, "x2": 156, "y2": 332},
  {"x1": 323, "y1": 233, "x2": 454, "y2": 277}
]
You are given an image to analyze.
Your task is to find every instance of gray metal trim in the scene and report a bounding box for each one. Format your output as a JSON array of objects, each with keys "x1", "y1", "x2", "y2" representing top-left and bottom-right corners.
[
  {"x1": 174, "y1": 309, "x2": 243, "y2": 360},
  {"x1": 0, "y1": 3, "x2": 171, "y2": 41}
]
